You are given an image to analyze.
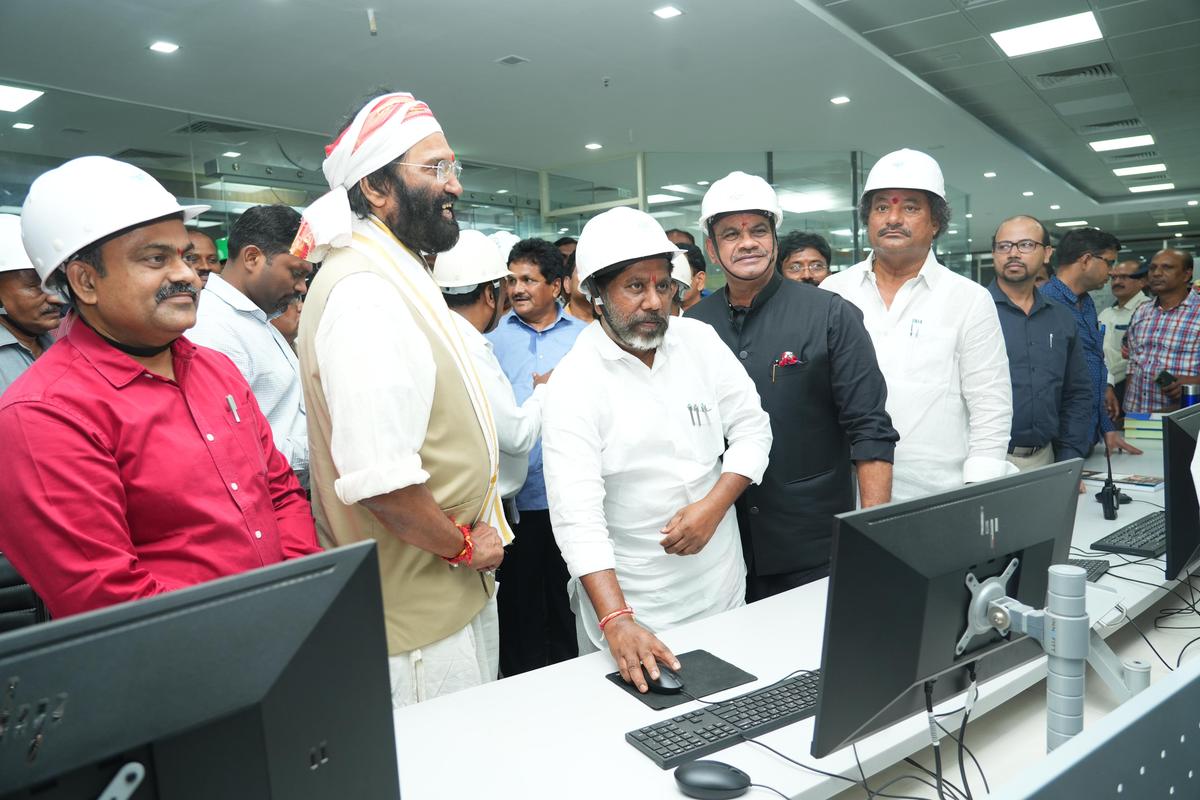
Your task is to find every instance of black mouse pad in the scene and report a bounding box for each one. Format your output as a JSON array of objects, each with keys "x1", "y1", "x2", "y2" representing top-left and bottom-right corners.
[{"x1": 604, "y1": 649, "x2": 757, "y2": 710}]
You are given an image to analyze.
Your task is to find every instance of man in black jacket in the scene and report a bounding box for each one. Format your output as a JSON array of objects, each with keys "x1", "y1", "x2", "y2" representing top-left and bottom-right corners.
[{"x1": 687, "y1": 172, "x2": 898, "y2": 600}]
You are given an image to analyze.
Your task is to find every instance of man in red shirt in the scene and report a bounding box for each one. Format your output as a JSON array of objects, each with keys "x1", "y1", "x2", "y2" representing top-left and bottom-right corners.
[{"x1": 0, "y1": 156, "x2": 320, "y2": 618}]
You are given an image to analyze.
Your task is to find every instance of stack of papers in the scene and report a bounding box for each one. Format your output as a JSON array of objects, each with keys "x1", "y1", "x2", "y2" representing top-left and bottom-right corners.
[
  {"x1": 1124, "y1": 412, "x2": 1164, "y2": 441},
  {"x1": 1081, "y1": 470, "x2": 1165, "y2": 493}
]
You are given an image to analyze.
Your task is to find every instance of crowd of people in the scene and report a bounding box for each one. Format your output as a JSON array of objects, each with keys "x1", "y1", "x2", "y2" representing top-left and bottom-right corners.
[{"x1": 0, "y1": 90, "x2": 1197, "y2": 704}]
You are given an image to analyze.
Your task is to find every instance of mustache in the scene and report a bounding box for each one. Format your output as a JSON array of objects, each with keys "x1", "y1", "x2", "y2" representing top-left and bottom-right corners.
[
  {"x1": 155, "y1": 282, "x2": 198, "y2": 304},
  {"x1": 877, "y1": 225, "x2": 912, "y2": 238}
]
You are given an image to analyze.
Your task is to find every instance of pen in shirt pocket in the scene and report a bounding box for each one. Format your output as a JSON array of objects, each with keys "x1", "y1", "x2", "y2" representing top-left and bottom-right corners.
[{"x1": 226, "y1": 394, "x2": 241, "y2": 423}]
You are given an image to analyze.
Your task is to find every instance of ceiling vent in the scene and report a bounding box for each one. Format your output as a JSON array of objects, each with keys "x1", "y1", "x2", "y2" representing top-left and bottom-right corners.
[
  {"x1": 111, "y1": 147, "x2": 187, "y2": 160},
  {"x1": 171, "y1": 120, "x2": 257, "y2": 136},
  {"x1": 1032, "y1": 63, "x2": 1116, "y2": 91},
  {"x1": 1104, "y1": 150, "x2": 1159, "y2": 162},
  {"x1": 1079, "y1": 117, "x2": 1143, "y2": 133},
  {"x1": 60, "y1": 127, "x2": 87, "y2": 135},
  {"x1": 1128, "y1": 172, "x2": 1170, "y2": 181},
  {"x1": 495, "y1": 54, "x2": 529, "y2": 66}
]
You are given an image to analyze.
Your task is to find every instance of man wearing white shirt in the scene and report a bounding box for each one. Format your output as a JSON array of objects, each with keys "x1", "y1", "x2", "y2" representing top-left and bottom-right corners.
[
  {"x1": 1098, "y1": 259, "x2": 1149, "y2": 413},
  {"x1": 294, "y1": 91, "x2": 507, "y2": 707},
  {"x1": 822, "y1": 149, "x2": 1014, "y2": 501},
  {"x1": 432, "y1": 229, "x2": 546, "y2": 503},
  {"x1": 188, "y1": 205, "x2": 312, "y2": 486},
  {"x1": 543, "y1": 208, "x2": 772, "y2": 693}
]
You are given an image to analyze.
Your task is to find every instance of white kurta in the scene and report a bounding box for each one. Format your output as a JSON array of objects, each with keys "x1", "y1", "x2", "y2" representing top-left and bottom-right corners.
[
  {"x1": 543, "y1": 317, "x2": 772, "y2": 650},
  {"x1": 822, "y1": 251, "x2": 1015, "y2": 502}
]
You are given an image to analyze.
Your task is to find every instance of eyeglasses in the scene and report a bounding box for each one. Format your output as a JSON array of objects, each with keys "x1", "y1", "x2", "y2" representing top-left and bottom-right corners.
[
  {"x1": 784, "y1": 263, "x2": 828, "y2": 273},
  {"x1": 992, "y1": 239, "x2": 1046, "y2": 254},
  {"x1": 1087, "y1": 253, "x2": 1117, "y2": 268},
  {"x1": 391, "y1": 159, "x2": 462, "y2": 183}
]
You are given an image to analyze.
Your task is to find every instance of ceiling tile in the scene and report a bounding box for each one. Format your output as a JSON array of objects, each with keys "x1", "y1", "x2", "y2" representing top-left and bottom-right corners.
[
  {"x1": 963, "y1": 0, "x2": 1092, "y2": 33},
  {"x1": 1109, "y1": 18, "x2": 1200, "y2": 59},
  {"x1": 894, "y1": 37, "x2": 1005, "y2": 73},
  {"x1": 919, "y1": 60, "x2": 1017, "y2": 90},
  {"x1": 1099, "y1": 0, "x2": 1200, "y2": 36},
  {"x1": 1052, "y1": 92, "x2": 1134, "y2": 116},
  {"x1": 821, "y1": 0, "x2": 958, "y2": 31},
  {"x1": 864, "y1": 15, "x2": 980, "y2": 55}
]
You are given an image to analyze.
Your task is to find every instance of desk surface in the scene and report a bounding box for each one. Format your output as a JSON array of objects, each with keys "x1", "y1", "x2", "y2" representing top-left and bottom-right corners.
[{"x1": 394, "y1": 445, "x2": 1188, "y2": 799}]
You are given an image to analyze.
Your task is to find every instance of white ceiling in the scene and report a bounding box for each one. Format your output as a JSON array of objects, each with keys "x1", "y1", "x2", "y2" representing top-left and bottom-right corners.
[{"x1": 0, "y1": 0, "x2": 1195, "y2": 247}]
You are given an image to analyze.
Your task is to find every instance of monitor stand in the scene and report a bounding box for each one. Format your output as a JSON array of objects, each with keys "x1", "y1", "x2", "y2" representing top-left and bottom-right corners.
[{"x1": 957, "y1": 561, "x2": 1150, "y2": 751}]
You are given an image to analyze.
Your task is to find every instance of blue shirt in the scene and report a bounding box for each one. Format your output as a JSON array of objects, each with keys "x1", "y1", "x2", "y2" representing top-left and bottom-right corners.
[
  {"x1": 487, "y1": 307, "x2": 586, "y2": 510},
  {"x1": 988, "y1": 281, "x2": 1092, "y2": 460},
  {"x1": 1041, "y1": 276, "x2": 1115, "y2": 441}
]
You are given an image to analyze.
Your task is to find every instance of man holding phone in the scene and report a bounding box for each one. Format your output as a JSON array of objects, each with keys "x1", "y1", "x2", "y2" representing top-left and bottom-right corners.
[{"x1": 1124, "y1": 249, "x2": 1200, "y2": 413}]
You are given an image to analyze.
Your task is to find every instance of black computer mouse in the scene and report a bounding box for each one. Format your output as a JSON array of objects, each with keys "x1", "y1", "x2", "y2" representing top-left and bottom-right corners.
[
  {"x1": 642, "y1": 663, "x2": 685, "y2": 695},
  {"x1": 673, "y1": 760, "x2": 752, "y2": 799}
]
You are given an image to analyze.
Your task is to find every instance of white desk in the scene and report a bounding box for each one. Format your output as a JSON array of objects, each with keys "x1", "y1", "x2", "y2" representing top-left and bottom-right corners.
[{"x1": 394, "y1": 445, "x2": 1187, "y2": 799}]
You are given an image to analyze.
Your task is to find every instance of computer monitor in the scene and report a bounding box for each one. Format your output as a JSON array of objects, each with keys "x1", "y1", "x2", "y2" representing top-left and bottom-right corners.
[
  {"x1": 1164, "y1": 404, "x2": 1200, "y2": 581},
  {"x1": 811, "y1": 460, "x2": 1082, "y2": 759},
  {"x1": 0, "y1": 542, "x2": 399, "y2": 799}
]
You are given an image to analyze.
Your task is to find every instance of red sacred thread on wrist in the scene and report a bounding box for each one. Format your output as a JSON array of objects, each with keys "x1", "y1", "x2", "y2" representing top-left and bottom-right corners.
[
  {"x1": 598, "y1": 606, "x2": 634, "y2": 632},
  {"x1": 443, "y1": 524, "x2": 474, "y2": 567}
]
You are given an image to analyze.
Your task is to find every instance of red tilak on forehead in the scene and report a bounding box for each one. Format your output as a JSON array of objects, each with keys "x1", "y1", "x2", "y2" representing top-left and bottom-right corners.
[{"x1": 890, "y1": 195, "x2": 900, "y2": 205}]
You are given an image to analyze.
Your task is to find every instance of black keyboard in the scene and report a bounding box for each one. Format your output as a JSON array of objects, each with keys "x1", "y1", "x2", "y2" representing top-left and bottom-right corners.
[
  {"x1": 1090, "y1": 511, "x2": 1167, "y2": 558},
  {"x1": 1068, "y1": 558, "x2": 1111, "y2": 582},
  {"x1": 625, "y1": 670, "x2": 820, "y2": 769}
]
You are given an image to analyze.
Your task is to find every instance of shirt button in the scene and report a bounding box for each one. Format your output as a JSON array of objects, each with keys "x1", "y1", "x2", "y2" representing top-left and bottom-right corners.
[
  {"x1": 739, "y1": 350, "x2": 748, "y2": 360},
  {"x1": 206, "y1": 433, "x2": 215, "y2": 442},
  {"x1": 749, "y1": 506, "x2": 759, "y2": 514},
  {"x1": 254, "y1": 530, "x2": 263, "y2": 539},
  {"x1": 230, "y1": 482, "x2": 239, "y2": 491}
]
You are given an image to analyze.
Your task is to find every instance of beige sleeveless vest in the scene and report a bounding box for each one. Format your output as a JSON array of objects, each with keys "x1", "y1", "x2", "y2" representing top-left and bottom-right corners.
[{"x1": 297, "y1": 236, "x2": 494, "y2": 655}]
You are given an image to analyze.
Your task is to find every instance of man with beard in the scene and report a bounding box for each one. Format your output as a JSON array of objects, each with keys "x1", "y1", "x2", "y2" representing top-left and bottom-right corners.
[
  {"x1": 987, "y1": 215, "x2": 1091, "y2": 470},
  {"x1": 0, "y1": 156, "x2": 320, "y2": 618},
  {"x1": 293, "y1": 91, "x2": 507, "y2": 707},
  {"x1": 486, "y1": 237, "x2": 585, "y2": 676},
  {"x1": 688, "y1": 172, "x2": 896, "y2": 599},
  {"x1": 541, "y1": 208, "x2": 771, "y2": 691},
  {"x1": 0, "y1": 214, "x2": 64, "y2": 394},
  {"x1": 822, "y1": 150, "x2": 1015, "y2": 501},
  {"x1": 189, "y1": 205, "x2": 313, "y2": 488}
]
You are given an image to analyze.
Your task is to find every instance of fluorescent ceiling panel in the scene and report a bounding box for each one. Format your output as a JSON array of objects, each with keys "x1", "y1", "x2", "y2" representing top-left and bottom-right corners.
[
  {"x1": 0, "y1": 84, "x2": 42, "y2": 112},
  {"x1": 990, "y1": 12, "x2": 1102, "y2": 58},
  {"x1": 1089, "y1": 135, "x2": 1155, "y2": 152}
]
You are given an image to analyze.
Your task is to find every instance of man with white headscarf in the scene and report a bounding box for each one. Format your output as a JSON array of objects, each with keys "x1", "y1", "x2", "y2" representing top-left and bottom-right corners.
[{"x1": 295, "y1": 91, "x2": 509, "y2": 707}]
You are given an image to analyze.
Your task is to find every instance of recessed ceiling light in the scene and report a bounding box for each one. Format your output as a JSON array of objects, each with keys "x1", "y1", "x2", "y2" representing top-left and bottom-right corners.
[
  {"x1": 990, "y1": 11, "x2": 1102, "y2": 58},
  {"x1": 1050, "y1": 204, "x2": 1061, "y2": 210},
  {"x1": 11, "y1": 122, "x2": 33, "y2": 130},
  {"x1": 584, "y1": 142, "x2": 602, "y2": 150},
  {"x1": 558, "y1": 227, "x2": 569, "y2": 233},
  {"x1": 696, "y1": 180, "x2": 710, "y2": 186},
  {"x1": 967, "y1": 238, "x2": 973, "y2": 243},
  {"x1": 495, "y1": 189, "x2": 509, "y2": 195},
  {"x1": 1188, "y1": 200, "x2": 1198, "y2": 206},
  {"x1": 652, "y1": 6, "x2": 683, "y2": 19},
  {"x1": 1022, "y1": 191, "x2": 1034, "y2": 197},
  {"x1": 830, "y1": 96, "x2": 850, "y2": 105},
  {"x1": 830, "y1": 229, "x2": 853, "y2": 236},
  {"x1": 149, "y1": 41, "x2": 180, "y2": 54},
  {"x1": 984, "y1": 172, "x2": 997, "y2": 178},
  {"x1": 1157, "y1": 221, "x2": 1189, "y2": 227},
  {"x1": 1176, "y1": 232, "x2": 1184, "y2": 238},
  {"x1": 964, "y1": 213, "x2": 973, "y2": 219},
  {"x1": 647, "y1": 193, "x2": 683, "y2": 204},
  {"x1": 1089, "y1": 134, "x2": 1155, "y2": 152},
  {"x1": 1112, "y1": 163, "x2": 1166, "y2": 177},
  {"x1": 1129, "y1": 182, "x2": 1175, "y2": 193},
  {"x1": 948, "y1": 230, "x2": 958, "y2": 235},
  {"x1": 1055, "y1": 220, "x2": 1089, "y2": 228},
  {"x1": 0, "y1": 84, "x2": 43, "y2": 112},
  {"x1": 222, "y1": 151, "x2": 241, "y2": 158}
]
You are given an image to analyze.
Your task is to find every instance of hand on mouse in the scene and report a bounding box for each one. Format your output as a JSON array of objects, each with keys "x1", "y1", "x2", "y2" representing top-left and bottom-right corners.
[{"x1": 605, "y1": 615, "x2": 680, "y2": 694}]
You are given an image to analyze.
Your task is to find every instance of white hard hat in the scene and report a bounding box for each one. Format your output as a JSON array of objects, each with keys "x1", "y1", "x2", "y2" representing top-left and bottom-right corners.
[
  {"x1": 861, "y1": 148, "x2": 945, "y2": 200},
  {"x1": 488, "y1": 230, "x2": 521, "y2": 263},
  {"x1": 575, "y1": 207, "x2": 678, "y2": 297},
  {"x1": 0, "y1": 214, "x2": 34, "y2": 274},
  {"x1": 698, "y1": 171, "x2": 783, "y2": 234},
  {"x1": 671, "y1": 251, "x2": 692, "y2": 289},
  {"x1": 433, "y1": 229, "x2": 513, "y2": 294},
  {"x1": 21, "y1": 156, "x2": 209, "y2": 289}
]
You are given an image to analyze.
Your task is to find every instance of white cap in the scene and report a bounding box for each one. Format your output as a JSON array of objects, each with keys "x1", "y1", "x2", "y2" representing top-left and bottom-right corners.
[
  {"x1": 21, "y1": 156, "x2": 208, "y2": 289},
  {"x1": 433, "y1": 229, "x2": 513, "y2": 294},
  {"x1": 0, "y1": 214, "x2": 34, "y2": 274},
  {"x1": 671, "y1": 251, "x2": 692, "y2": 289},
  {"x1": 698, "y1": 171, "x2": 783, "y2": 234},
  {"x1": 861, "y1": 148, "x2": 945, "y2": 200},
  {"x1": 575, "y1": 207, "x2": 678, "y2": 298},
  {"x1": 488, "y1": 230, "x2": 521, "y2": 263}
]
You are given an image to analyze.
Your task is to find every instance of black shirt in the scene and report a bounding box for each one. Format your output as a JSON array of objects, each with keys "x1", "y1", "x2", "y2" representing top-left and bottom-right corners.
[
  {"x1": 687, "y1": 272, "x2": 897, "y2": 576},
  {"x1": 987, "y1": 280, "x2": 1092, "y2": 460}
]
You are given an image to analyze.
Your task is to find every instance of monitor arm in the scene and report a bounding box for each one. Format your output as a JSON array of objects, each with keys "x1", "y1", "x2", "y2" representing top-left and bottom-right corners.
[{"x1": 957, "y1": 561, "x2": 1150, "y2": 751}]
